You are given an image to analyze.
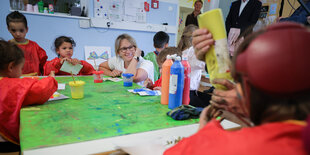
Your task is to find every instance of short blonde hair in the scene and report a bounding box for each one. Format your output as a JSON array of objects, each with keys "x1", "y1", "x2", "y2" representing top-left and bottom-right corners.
[{"x1": 114, "y1": 34, "x2": 137, "y2": 56}]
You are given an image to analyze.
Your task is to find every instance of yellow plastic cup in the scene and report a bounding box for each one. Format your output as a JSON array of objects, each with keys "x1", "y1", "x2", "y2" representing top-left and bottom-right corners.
[{"x1": 69, "y1": 81, "x2": 85, "y2": 99}]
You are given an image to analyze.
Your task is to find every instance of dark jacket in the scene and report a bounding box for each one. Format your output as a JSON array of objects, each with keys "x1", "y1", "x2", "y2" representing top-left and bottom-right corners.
[
  {"x1": 280, "y1": 1, "x2": 310, "y2": 25},
  {"x1": 185, "y1": 12, "x2": 201, "y2": 26},
  {"x1": 225, "y1": 0, "x2": 262, "y2": 35}
]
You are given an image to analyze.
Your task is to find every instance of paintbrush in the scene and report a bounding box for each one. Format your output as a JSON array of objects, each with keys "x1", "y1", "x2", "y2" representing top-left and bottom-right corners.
[
  {"x1": 71, "y1": 71, "x2": 76, "y2": 83},
  {"x1": 93, "y1": 59, "x2": 97, "y2": 71}
]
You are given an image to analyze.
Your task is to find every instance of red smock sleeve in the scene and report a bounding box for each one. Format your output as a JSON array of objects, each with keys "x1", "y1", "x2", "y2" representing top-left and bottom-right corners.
[
  {"x1": 79, "y1": 60, "x2": 95, "y2": 75},
  {"x1": 23, "y1": 77, "x2": 58, "y2": 106},
  {"x1": 43, "y1": 58, "x2": 62, "y2": 76},
  {"x1": 37, "y1": 45, "x2": 48, "y2": 75}
]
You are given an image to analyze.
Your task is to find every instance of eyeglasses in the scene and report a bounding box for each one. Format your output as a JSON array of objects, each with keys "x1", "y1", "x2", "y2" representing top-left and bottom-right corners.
[{"x1": 119, "y1": 45, "x2": 135, "y2": 52}]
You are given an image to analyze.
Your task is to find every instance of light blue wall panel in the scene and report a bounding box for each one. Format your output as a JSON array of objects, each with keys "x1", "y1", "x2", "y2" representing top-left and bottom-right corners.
[{"x1": 0, "y1": 1, "x2": 177, "y2": 61}]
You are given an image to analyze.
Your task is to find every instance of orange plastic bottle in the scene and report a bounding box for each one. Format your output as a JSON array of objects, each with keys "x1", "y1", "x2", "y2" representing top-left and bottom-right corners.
[{"x1": 161, "y1": 55, "x2": 173, "y2": 105}]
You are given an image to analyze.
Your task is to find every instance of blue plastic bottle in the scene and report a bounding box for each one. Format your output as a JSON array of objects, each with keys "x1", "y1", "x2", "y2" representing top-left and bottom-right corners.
[{"x1": 168, "y1": 56, "x2": 184, "y2": 109}]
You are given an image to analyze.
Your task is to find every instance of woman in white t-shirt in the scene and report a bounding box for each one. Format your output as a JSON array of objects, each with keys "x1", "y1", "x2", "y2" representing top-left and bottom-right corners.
[{"x1": 99, "y1": 34, "x2": 154, "y2": 86}]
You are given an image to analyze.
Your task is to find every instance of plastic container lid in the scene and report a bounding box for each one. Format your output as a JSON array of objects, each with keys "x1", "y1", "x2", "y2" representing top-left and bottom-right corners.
[
  {"x1": 175, "y1": 56, "x2": 181, "y2": 61},
  {"x1": 92, "y1": 71, "x2": 104, "y2": 74},
  {"x1": 69, "y1": 81, "x2": 85, "y2": 86},
  {"x1": 182, "y1": 55, "x2": 188, "y2": 60},
  {"x1": 166, "y1": 55, "x2": 172, "y2": 59},
  {"x1": 122, "y1": 73, "x2": 134, "y2": 78}
]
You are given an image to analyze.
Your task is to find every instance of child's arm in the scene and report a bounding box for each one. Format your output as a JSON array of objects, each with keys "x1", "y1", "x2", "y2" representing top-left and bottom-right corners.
[
  {"x1": 23, "y1": 76, "x2": 58, "y2": 106},
  {"x1": 43, "y1": 58, "x2": 62, "y2": 75},
  {"x1": 80, "y1": 60, "x2": 95, "y2": 75},
  {"x1": 37, "y1": 45, "x2": 48, "y2": 75}
]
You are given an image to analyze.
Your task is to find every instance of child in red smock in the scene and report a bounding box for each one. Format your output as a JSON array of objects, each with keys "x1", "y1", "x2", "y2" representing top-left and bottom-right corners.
[
  {"x1": 44, "y1": 36, "x2": 95, "y2": 76},
  {"x1": 0, "y1": 40, "x2": 57, "y2": 150},
  {"x1": 164, "y1": 23, "x2": 310, "y2": 154},
  {"x1": 6, "y1": 11, "x2": 47, "y2": 76}
]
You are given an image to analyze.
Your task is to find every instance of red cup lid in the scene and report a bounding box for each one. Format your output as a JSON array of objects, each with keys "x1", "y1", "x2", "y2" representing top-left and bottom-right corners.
[{"x1": 92, "y1": 71, "x2": 104, "y2": 74}]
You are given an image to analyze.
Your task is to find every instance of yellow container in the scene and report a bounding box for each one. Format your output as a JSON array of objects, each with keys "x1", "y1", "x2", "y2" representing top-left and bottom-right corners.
[
  {"x1": 69, "y1": 81, "x2": 85, "y2": 99},
  {"x1": 198, "y1": 9, "x2": 233, "y2": 90}
]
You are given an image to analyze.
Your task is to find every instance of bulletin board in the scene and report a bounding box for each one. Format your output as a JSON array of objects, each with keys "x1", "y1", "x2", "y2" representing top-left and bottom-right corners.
[
  {"x1": 260, "y1": 0, "x2": 281, "y2": 24},
  {"x1": 254, "y1": 0, "x2": 282, "y2": 31},
  {"x1": 94, "y1": 0, "x2": 146, "y2": 23}
]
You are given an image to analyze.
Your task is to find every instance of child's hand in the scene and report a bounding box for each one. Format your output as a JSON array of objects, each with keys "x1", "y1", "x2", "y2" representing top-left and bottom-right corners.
[
  {"x1": 49, "y1": 71, "x2": 55, "y2": 78},
  {"x1": 192, "y1": 28, "x2": 215, "y2": 61},
  {"x1": 198, "y1": 105, "x2": 223, "y2": 131},
  {"x1": 111, "y1": 70, "x2": 122, "y2": 77},
  {"x1": 143, "y1": 78, "x2": 153, "y2": 88},
  {"x1": 70, "y1": 58, "x2": 81, "y2": 65},
  {"x1": 134, "y1": 48, "x2": 142, "y2": 57},
  {"x1": 60, "y1": 58, "x2": 70, "y2": 64},
  {"x1": 153, "y1": 87, "x2": 161, "y2": 91}
]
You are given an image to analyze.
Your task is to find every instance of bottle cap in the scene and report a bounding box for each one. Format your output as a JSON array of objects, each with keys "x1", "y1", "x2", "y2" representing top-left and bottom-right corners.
[
  {"x1": 166, "y1": 55, "x2": 171, "y2": 59},
  {"x1": 182, "y1": 54, "x2": 188, "y2": 60},
  {"x1": 171, "y1": 54, "x2": 177, "y2": 60},
  {"x1": 175, "y1": 56, "x2": 181, "y2": 61}
]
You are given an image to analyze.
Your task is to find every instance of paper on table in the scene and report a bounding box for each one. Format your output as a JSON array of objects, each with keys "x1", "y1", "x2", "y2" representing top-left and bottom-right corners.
[
  {"x1": 128, "y1": 88, "x2": 161, "y2": 96},
  {"x1": 48, "y1": 92, "x2": 69, "y2": 101},
  {"x1": 103, "y1": 77, "x2": 122, "y2": 82},
  {"x1": 60, "y1": 61, "x2": 83, "y2": 75},
  {"x1": 58, "y1": 83, "x2": 65, "y2": 90},
  {"x1": 116, "y1": 137, "x2": 175, "y2": 155}
]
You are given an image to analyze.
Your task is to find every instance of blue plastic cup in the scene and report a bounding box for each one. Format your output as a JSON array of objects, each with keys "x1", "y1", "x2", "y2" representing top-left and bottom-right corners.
[{"x1": 122, "y1": 73, "x2": 134, "y2": 87}]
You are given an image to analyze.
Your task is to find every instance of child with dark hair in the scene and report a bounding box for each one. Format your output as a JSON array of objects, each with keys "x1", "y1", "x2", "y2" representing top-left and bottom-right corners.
[
  {"x1": 144, "y1": 47, "x2": 181, "y2": 90},
  {"x1": 44, "y1": 36, "x2": 95, "y2": 75},
  {"x1": 0, "y1": 40, "x2": 57, "y2": 148},
  {"x1": 6, "y1": 11, "x2": 48, "y2": 76},
  {"x1": 144, "y1": 31, "x2": 170, "y2": 81}
]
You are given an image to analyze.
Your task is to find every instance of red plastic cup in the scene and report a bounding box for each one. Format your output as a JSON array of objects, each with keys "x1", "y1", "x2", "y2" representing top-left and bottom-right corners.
[{"x1": 93, "y1": 71, "x2": 104, "y2": 83}]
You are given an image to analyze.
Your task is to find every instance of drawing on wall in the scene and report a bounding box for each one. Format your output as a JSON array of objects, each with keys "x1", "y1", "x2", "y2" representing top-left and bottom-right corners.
[
  {"x1": 85, "y1": 46, "x2": 111, "y2": 70},
  {"x1": 269, "y1": 3, "x2": 277, "y2": 15},
  {"x1": 94, "y1": 0, "x2": 146, "y2": 23}
]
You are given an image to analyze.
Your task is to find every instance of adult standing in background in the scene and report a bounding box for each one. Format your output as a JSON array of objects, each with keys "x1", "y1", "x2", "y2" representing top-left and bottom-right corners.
[
  {"x1": 185, "y1": 0, "x2": 203, "y2": 26},
  {"x1": 225, "y1": 0, "x2": 262, "y2": 35}
]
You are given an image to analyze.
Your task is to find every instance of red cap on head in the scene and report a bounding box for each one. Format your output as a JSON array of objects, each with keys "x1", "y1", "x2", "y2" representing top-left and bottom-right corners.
[{"x1": 235, "y1": 22, "x2": 310, "y2": 96}]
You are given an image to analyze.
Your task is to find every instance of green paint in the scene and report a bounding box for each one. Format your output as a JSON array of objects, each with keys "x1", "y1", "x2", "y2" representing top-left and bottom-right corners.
[{"x1": 20, "y1": 76, "x2": 198, "y2": 151}]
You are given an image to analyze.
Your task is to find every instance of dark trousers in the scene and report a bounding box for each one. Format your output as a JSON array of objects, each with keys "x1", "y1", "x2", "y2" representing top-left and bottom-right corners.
[
  {"x1": 0, "y1": 141, "x2": 20, "y2": 153},
  {"x1": 189, "y1": 90, "x2": 212, "y2": 108}
]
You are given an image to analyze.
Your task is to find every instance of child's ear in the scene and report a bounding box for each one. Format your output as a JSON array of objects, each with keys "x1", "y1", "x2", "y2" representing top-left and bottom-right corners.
[
  {"x1": 56, "y1": 49, "x2": 60, "y2": 54},
  {"x1": 164, "y1": 43, "x2": 169, "y2": 48},
  {"x1": 7, "y1": 62, "x2": 15, "y2": 73}
]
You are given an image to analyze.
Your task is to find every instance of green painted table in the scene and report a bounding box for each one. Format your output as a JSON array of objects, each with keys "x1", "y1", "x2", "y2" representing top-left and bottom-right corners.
[{"x1": 20, "y1": 76, "x2": 199, "y2": 154}]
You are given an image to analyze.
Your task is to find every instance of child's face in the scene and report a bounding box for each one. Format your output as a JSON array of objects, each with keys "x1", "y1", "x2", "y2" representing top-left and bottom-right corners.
[
  {"x1": 9, "y1": 59, "x2": 25, "y2": 78},
  {"x1": 8, "y1": 22, "x2": 28, "y2": 43},
  {"x1": 57, "y1": 42, "x2": 73, "y2": 59}
]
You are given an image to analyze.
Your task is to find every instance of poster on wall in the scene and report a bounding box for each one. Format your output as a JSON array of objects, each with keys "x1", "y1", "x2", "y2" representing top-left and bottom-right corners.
[
  {"x1": 94, "y1": 0, "x2": 146, "y2": 23},
  {"x1": 84, "y1": 46, "x2": 111, "y2": 70}
]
